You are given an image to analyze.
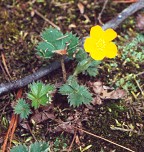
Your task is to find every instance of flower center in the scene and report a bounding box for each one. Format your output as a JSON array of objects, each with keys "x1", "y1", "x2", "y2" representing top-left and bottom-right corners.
[{"x1": 95, "y1": 39, "x2": 106, "y2": 51}]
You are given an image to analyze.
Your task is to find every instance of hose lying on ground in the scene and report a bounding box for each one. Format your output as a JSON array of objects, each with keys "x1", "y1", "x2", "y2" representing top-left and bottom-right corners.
[{"x1": 0, "y1": 0, "x2": 144, "y2": 96}]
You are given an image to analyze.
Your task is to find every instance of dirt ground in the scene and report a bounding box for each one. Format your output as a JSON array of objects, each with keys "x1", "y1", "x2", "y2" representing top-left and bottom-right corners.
[{"x1": 0, "y1": 0, "x2": 144, "y2": 152}]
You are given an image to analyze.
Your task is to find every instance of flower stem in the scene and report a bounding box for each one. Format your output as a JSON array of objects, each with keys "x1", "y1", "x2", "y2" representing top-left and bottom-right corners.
[
  {"x1": 73, "y1": 57, "x2": 93, "y2": 76},
  {"x1": 61, "y1": 57, "x2": 67, "y2": 82}
]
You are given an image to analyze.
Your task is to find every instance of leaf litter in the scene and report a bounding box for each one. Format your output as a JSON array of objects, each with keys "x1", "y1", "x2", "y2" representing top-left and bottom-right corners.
[
  {"x1": 88, "y1": 81, "x2": 127, "y2": 105},
  {"x1": 20, "y1": 80, "x2": 127, "y2": 137}
]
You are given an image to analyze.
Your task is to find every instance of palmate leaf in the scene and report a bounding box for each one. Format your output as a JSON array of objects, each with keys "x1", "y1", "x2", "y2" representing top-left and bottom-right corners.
[
  {"x1": 30, "y1": 142, "x2": 50, "y2": 152},
  {"x1": 68, "y1": 85, "x2": 92, "y2": 107},
  {"x1": 59, "y1": 76, "x2": 92, "y2": 107},
  {"x1": 63, "y1": 32, "x2": 79, "y2": 58},
  {"x1": 14, "y1": 98, "x2": 31, "y2": 119},
  {"x1": 36, "y1": 42, "x2": 55, "y2": 58},
  {"x1": 75, "y1": 56, "x2": 101, "y2": 77},
  {"x1": 75, "y1": 48, "x2": 88, "y2": 62},
  {"x1": 36, "y1": 27, "x2": 65, "y2": 58},
  {"x1": 36, "y1": 27, "x2": 79, "y2": 59},
  {"x1": 58, "y1": 84, "x2": 74, "y2": 95},
  {"x1": 27, "y1": 81, "x2": 54, "y2": 109},
  {"x1": 10, "y1": 142, "x2": 50, "y2": 152},
  {"x1": 10, "y1": 144, "x2": 28, "y2": 152},
  {"x1": 84, "y1": 60, "x2": 101, "y2": 77},
  {"x1": 41, "y1": 27, "x2": 64, "y2": 49}
]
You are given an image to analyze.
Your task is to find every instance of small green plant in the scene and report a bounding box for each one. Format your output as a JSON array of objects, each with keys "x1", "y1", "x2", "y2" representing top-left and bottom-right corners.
[
  {"x1": 36, "y1": 25, "x2": 118, "y2": 107},
  {"x1": 13, "y1": 25, "x2": 118, "y2": 118},
  {"x1": 59, "y1": 76, "x2": 92, "y2": 107},
  {"x1": 14, "y1": 98, "x2": 31, "y2": 119},
  {"x1": 120, "y1": 34, "x2": 144, "y2": 65},
  {"x1": 27, "y1": 82, "x2": 54, "y2": 109},
  {"x1": 14, "y1": 81, "x2": 54, "y2": 119},
  {"x1": 115, "y1": 74, "x2": 138, "y2": 92},
  {"x1": 110, "y1": 119, "x2": 138, "y2": 136},
  {"x1": 52, "y1": 135, "x2": 68, "y2": 152},
  {"x1": 10, "y1": 141, "x2": 50, "y2": 152},
  {"x1": 107, "y1": 34, "x2": 144, "y2": 93}
]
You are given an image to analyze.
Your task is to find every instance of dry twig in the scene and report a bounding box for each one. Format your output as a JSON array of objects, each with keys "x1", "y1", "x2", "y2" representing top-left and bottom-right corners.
[
  {"x1": 113, "y1": 0, "x2": 138, "y2": 3},
  {"x1": 98, "y1": 0, "x2": 109, "y2": 25},
  {"x1": 34, "y1": 9, "x2": 60, "y2": 30},
  {"x1": 1, "y1": 52, "x2": 12, "y2": 79},
  {"x1": 67, "y1": 129, "x2": 77, "y2": 152},
  {"x1": 0, "y1": 61, "x2": 9, "y2": 82},
  {"x1": 73, "y1": 126, "x2": 135, "y2": 152},
  {"x1": 2, "y1": 89, "x2": 22, "y2": 152}
]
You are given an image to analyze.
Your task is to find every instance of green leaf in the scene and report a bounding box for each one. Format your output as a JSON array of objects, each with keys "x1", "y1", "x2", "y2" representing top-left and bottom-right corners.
[
  {"x1": 27, "y1": 81, "x2": 54, "y2": 109},
  {"x1": 41, "y1": 28, "x2": 63, "y2": 47},
  {"x1": 59, "y1": 84, "x2": 74, "y2": 95},
  {"x1": 36, "y1": 0, "x2": 45, "y2": 2},
  {"x1": 59, "y1": 76, "x2": 92, "y2": 107},
  {"x1": 67, "y1": 76, "x2": 79, "y2": 88},
  {"x1": 86, "y1": 67, "x2": 98, "y2": 77},
  {"x1": 30, "y1": 142, "x2": 50, "y2": 152},
  {"x1": 31, "y1": 95, "x2": 48, "y2": 108},
  {"x1": 84, "y1": 60, "x2": 101, "y2": 77},
  {"x1": 37, "y1": 27, "x2": 65, "y2": 58},
  {"x1": 36, "y1": 27, "x2": 80, "y2": 59},
  {"x1": 40, "y1": 84, "x2": 54, "y2": 97},
  {"x1": 10, "y1": 144, "x2": 28, "y2": 152},
  {"x1": 36, "y1": 42, "x2": 55, "y2": 58},
  {"x1": 59, "y1": 76, "x2": 79, "y2": 95},
  {"x1": 68, "y1": 85, "x2": 92, "y2": 107},
  {"x1": 75, "y1": 59, "x2": 91, "y2": 75},
  {"x1": 63, "y1": 32, "x2": 79, "y2": 58},
  {"x1": 121, "y1": 34, "x2": 144, "y2": 64},
  {"x1": 14, "y1": 98, "x2": 31, "y2": 119},
  {"x1": 75, "y1": 48, "x2": 88, "y2": 62},
  {"x1": 10, "y1": 142, "x2": 50, "y2": 152}
]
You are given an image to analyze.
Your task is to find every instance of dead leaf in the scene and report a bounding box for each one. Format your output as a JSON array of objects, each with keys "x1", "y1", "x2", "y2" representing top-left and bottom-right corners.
[
  {"x1": 0, "y1": 44, "x2": 3, "y2": 50},
  {"x1": 31, "y1": 112, "x2": 55, "y2": 124},
  {"x1": 20, "y1": 122, "x2": 29, "y2": 130},
  {"x1": 89, "y1": 81, "x2": 127, "y2": 102},
  {"x1": 55, "y1": 49, "x2": 68, "y2": 55},
  {"x1": 51, "y1": 112, "x2": 85, "y2": 135},
  {"x1": 30, "y1": 104, "x2": 55, "y2": 124},
  {"x1": 75, "y1": 135, "x2": 81, "y2": 145},
  {"x1": 40, "y1": 103, "x2": 54, "y2": 111},
  {"x1": 68, "y1": 24, "x2": 76, "y2": 29},
  {"x1": 31, "y1": 10, "x2": 35, "y2": 17},
  {"x1": 89, "y1": 81, "x2": 103, "y2": 94},
  {"x1": 0, "y1": 137, "x2": 4, "y2": 144},
  {"x1": 106, "y1": 89, "x2": 127, "y2": 99},
  {"x1": 136, "y1": 13, "x2": 144, "y2": 30},
  {"x1": 83, "y1": 14, "x2": 90, "y2": 23},
  {"x1": 91, "y1": 96, "x2": 103, "y2": 105},
  {"x1": 77, "y1": 2, "x2": 84, "y2": 14},
  {"x1": 53, "y1": 122, "x2": 75, "y2": 134}
]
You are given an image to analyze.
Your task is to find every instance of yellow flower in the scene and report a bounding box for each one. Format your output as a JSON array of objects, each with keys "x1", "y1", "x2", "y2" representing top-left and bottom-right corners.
[{"x1": 84, "y1": 25, "x2": 118, "y2": 60}]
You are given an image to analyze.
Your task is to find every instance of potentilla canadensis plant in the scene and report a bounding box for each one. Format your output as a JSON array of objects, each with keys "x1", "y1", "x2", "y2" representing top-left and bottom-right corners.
[{"x1": 14, "y1": 25, "x2": 118, "y2": 118}]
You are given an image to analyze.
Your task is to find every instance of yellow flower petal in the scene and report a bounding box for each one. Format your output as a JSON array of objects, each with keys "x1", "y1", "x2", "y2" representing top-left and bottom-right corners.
[
  {"x1": 104, "y1": 42, "x2": 118, "y2": 58},
  {"x1": 103, "y1": 28, "x2": 117, "y2": 42},
  {"x1": 90, "y1": 52, "x2": 105, "y2": 60},
  {"x1": 90, "y1": 49, "x2": 105, "y2": 60},
  {"x1": 90, "y1": 25, "x2": 104, "y2": 40},
  {"x1": 84, "y1": 37, "x2": 96, "y2": 53}
]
